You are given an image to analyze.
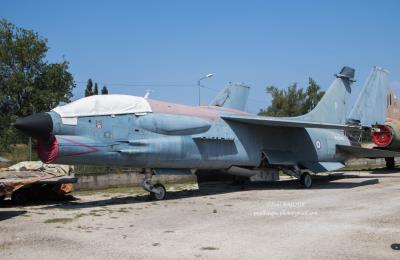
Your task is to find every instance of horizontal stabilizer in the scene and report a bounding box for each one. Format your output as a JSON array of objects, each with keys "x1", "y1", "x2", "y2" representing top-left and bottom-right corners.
[
  {"x1": 336, "y1": 145, "x2": 400, "y2": 158},
  {"x1": 222, "y1": 115, "x2": 359, "y2": 130}
]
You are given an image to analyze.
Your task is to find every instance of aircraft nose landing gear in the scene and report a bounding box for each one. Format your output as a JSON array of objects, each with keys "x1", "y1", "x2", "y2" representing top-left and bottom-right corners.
[
  {"x1": 142, "y1": 173, "x2": 167, "y2": 200},
  {"x1": 149, "y1": 183, "x2": 166, "y2": 200}
]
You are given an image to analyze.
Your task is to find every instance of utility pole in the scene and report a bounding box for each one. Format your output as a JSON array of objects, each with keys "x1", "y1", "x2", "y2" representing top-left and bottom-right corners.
[
  {"x1": 28, "y1": 137, "x2": 32, "y2": 161},
  {"x1": 28, "y1": 106, "x2": 36, "y2": 161}
]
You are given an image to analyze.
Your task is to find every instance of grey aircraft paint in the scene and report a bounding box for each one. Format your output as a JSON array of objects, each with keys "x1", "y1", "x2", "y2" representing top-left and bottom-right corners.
[
  {"x1": 14, "y1": 66, "x2": 400, "y2": 198},
  {"x1": 348, "y1": 66, "x2": 389, "y2": 126}
]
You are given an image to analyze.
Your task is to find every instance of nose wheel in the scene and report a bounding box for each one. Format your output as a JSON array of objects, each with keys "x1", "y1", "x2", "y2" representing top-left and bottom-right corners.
[
  {"x1": 149, "y1": 183, "x2": 166, "y2": 200},
  {"x1": 142, "y1": 173, "x2": 167, "y2": 200}
]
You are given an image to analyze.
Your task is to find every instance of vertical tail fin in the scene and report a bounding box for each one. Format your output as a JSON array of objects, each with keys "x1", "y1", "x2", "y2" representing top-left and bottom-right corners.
[
  {"x1": 348, "y1": 66, "x2": 389, "y2": 127},
  {"x1": 295, "y1": 66, "x2": 355, "y2": 124},
  {"x1": 210, "y1": 83, "x2": 250, "y2": 111}
]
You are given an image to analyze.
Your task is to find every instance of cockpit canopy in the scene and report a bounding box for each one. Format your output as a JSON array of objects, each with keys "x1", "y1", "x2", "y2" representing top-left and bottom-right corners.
[{"x1": 52, "y1": 94, "x2": 152, "y2": 117}]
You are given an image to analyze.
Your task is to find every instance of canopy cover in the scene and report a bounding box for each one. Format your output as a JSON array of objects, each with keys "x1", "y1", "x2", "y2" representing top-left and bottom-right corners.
[{"x1": 52, "y1": 95, "x2": 152, "y2": 117}]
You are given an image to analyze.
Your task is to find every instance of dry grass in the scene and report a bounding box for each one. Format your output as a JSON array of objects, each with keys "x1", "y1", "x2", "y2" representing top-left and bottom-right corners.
[{"x1": 0, "y1": 144, "x2": 37, "y2": 166}]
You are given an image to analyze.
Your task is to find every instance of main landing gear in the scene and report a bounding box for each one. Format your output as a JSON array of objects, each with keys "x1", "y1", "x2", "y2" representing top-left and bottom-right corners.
[
  {"x1": 300, "y1": 172, "x2": 313, "y2": 189},
  {"x1": 283, "y1": 167, "x2": 313, "y2": 189},
  {"x1": 385, "y1": 157, "x2": 395, "y2": 169},
  {"x1": 141, "y1": 173, "x2": 167, "y2": 200}
]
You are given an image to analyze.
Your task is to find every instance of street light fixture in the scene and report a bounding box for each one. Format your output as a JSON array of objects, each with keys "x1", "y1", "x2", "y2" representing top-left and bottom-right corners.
[{"x1": 197, "y1": 73, "x2": 214, "y2": 105}]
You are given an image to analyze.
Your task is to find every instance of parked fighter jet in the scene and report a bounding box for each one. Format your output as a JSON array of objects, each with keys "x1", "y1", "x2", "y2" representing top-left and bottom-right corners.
[
  {"x1": 14, "y1": 66, "x2": 399, "y2": 200},
  {"x1": 371, "y1": 88, "x2": 400, "y2": 168}
]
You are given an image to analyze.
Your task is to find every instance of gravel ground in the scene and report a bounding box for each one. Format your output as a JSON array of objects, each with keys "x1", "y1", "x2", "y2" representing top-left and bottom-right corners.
[{"x1": 1, "y1": 171, "x2": 400, "y2": 260}]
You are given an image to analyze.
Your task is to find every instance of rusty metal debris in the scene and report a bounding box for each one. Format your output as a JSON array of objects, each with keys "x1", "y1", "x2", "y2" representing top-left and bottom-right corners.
[{"x1": 0, "y1": 161, "x2": 76, "y2": 203}]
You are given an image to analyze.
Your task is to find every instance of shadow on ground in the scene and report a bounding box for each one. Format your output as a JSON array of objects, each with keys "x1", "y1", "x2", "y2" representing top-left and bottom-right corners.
[
  {"x1": 1, "y1": 169, "x2": 394, "y2": 209},
  {"x1": 0, "y1": 195, "x2": 76, "y2": 208},
  {"x1": 0, "y1": 210, "x2": 27, "y2": 221},
  {"x1": 34, "y1": 175, "x2": 383, "y2": 210}
]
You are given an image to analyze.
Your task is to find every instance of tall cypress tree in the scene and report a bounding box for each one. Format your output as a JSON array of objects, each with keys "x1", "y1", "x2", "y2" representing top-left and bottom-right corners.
[
  {"x1": 101, "y1": 86, "x2": 108, "y2": 94},
  {"x1": 85, "y1": 79, "x2": 93, "y2": 96},
  {"x1": 94, "y1": 83, "x2": 99, "y2": 95}
]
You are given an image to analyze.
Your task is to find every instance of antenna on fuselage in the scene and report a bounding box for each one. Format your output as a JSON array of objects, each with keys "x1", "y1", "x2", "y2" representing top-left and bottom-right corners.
[{"x1": 144, "y1": 90, "x2": 153, "y2": 99}]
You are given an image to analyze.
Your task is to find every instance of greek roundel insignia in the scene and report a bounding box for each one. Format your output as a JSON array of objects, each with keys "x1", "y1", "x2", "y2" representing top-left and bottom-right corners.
[{"x1": 315, "y1": 140, "x2": 321, "y2": 149}]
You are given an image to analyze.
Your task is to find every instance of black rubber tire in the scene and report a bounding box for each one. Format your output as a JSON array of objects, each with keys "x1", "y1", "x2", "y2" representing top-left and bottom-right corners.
[
  {"x1": 385, "y1": 157, "x2": 395, "y2": 169},
  {"x1": 0, "y1": 195, "x2": 5, "y2": 201},
  {"x1": 149, "y1": 183, "x2": 167, "y2": 200},
  {"x1": 11, "y1": 189, "x2": 30, "y2": 205},
  {"x1": 300, "y1": 173, "x2": 313, "y2": 189}
]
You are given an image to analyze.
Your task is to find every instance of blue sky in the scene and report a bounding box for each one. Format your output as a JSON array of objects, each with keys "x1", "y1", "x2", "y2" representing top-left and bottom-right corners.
[{"x1": 2, "y1": 0, "x2": 400, "y2": 113}]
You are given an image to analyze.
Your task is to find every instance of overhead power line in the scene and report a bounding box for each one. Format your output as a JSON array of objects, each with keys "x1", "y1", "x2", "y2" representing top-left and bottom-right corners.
[
  {"x1": 75, "y1": 81, "x2": 197, "y2": 88},
  {"x1": 76, "y1": 80, "x2": 267, "y2": 104}
]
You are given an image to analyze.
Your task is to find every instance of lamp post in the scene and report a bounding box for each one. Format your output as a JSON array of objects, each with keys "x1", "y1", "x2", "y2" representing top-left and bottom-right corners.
[{"x1": 197, "y1": 73, "x2": 213, "y2": 105}]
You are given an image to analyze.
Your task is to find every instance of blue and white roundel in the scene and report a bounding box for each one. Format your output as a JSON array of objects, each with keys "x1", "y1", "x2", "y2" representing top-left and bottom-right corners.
[{"x1": 315, "y1": 140, "x2": 321, "y2": 149}]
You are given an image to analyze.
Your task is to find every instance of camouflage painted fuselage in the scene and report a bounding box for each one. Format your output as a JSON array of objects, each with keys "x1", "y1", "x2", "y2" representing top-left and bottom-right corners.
[{"x1": 43, "y1": 99, "x2": 350, "y2": 172}]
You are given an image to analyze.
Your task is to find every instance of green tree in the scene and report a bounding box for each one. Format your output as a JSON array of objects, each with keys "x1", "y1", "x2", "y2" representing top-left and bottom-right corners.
[
  {"x1": 0, "y1": 18, "x2": 75, "y2": 149},
  {"x1": 101, "y1": 85, "x2": 108, "y2": 94},
  {"x1": 259, "y1": 78, "x2": 324, "y2": 117},
  {"x1": 93, "y1": 82, "x2": 98, "y2": 95},
  {"x1": 85, "y1": 78, "x2": 93, "y2": 96},
  {"x1": 302, "y1": 78, "x2": 325, "y2": 114}
]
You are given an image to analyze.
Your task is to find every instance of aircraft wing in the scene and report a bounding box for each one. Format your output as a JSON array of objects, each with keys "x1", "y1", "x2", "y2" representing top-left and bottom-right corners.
[
  {"x1": 336, "y1": 145, "x2": 400, "y2": 158},
  {"x1": 221, "y1": 115, "x2": 358, "y2": 130}
]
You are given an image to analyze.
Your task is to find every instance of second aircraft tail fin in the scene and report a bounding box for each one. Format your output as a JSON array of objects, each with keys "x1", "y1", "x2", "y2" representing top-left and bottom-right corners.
[
  {"x1": 347, "y1": 66, "x2": 389, "y2": 127},
  {"x1": 210, "y1": 83, "x2": 250, "y2": 111}
]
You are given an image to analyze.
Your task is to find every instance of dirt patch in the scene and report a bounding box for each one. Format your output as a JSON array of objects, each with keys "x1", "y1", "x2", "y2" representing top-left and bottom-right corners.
[
  {"x1": 200, "y1": 246, "x2": 219, "y2": 250},
  {"x1": 44, "y1": 218, "x2": 74, "y2": 224}
]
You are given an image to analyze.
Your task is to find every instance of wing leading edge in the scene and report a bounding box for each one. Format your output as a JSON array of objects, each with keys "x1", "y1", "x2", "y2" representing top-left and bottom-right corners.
[{"x1": 221, "y1": 115, "x2": 359, "y2": 130}]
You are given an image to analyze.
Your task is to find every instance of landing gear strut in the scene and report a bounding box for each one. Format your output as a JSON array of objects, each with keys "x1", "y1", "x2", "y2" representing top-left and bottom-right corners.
[
  {"x1": 141, "y1": 173, "x2": 167, "y2": 200},
  {"x1": 282, "y1": 166, "x2": 313, "y2": 189},
  {"x1": 385, "y1": 157, "x2": 395, "y2": 169}
]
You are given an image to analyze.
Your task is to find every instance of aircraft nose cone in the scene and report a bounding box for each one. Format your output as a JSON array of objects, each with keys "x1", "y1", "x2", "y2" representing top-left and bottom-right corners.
[{"x1": 14, "y1": 112, "x2": 53, "y2": 141}]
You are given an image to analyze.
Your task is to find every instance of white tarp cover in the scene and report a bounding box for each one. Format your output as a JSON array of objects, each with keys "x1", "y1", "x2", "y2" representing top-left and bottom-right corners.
[{"x1": 52, "y1": 95, "x2": 152, "y2": 117}]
